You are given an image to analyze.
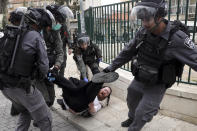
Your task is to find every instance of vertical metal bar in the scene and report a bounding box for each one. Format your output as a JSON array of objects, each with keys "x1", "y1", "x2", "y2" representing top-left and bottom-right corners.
[
  {"x1": 97, "y1": 7, "x2": 99, "y2": 44},
  {"x1": 111, "y1": 5, "x2": 113, "y2": 63},
  {"x1": 187, "y1": 2, "x2": 197, "y2": 84},
  {"x1": 176, "y1": 0, "x2": 180, "y2": 20},
  {"x1": 127, "y1": 2, "x2": 130, "y2": 70},
  {"x1": 105, "y1": 6, "x2": 107, "y2": 63},
  {"x1": 185, "y1": 0, "x2": 189, "y2": 25},
  {"x1": 117, "y1": 4, "x2": 119, "y2": 58},
  {"x1": 113, "y1": 4, "x2": 116, "y2": 60},
  {"x1": 108, "y1": 5, "x2": 110, "y2": 64},
  {"x1": 168, "y1": 0, "x2": 171, "y2": 21},
  {"x1": 123, "y1": 2, "x2": 126, "y2": 69},
  {"x1": 102, "y1": 6, "x2": 104, "y2": 61},
  {"x1": 192, "y1": 2, "x2": 197, "y2": 42},
  {"x1": 77, "y1": 12, "x2": 81, "y2": 34},
  {"x1": 120, "y1": 3, "x2": 122, "y2": 52}
]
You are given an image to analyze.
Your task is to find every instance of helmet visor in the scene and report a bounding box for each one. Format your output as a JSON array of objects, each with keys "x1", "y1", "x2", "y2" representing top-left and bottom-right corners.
[
  {"x1": 58, "y1": 6, "x2": 74, "y2": 19},
  {"x1": 78, "y1": 36, "x2": 90, "y2": 45},
  {"x1": 130, "y1": 5, "x2": 156, "y2": 29},
  {"x1": 15, "y1": 7, "x2": 27, "y2": 14},
  {"x1": 46, "y1": 9, "x2": 56, "y2": 27}
]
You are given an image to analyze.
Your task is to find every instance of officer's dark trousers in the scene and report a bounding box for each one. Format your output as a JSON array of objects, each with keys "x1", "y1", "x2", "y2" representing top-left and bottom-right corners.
[
  {"x1": 2, "y1": 86, "x2": 52, "y2": 131},
  {"x1": 86, "y1": 62, "x2": 100, "y2": 75},
  {"x1": 35, "y1": 79, "x2": 55, "y2": 107},
  {"x1": 59, "y1": 45, "x2": 67, "y2": 77},
  {"x1": 127, "y1": 79, "x2": 166, "y2": 131}
]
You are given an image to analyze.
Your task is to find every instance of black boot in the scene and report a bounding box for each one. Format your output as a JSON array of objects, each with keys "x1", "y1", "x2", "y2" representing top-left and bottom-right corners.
[
  {"x1": 57, "y1": 99, "x2": 67, "y2": 110},
  {"x1": 121, "y1": 118, "x2": 133, "y2": 127},
  {"x1": 10, "y1": 105, "x2": 20, "y2": 116}
]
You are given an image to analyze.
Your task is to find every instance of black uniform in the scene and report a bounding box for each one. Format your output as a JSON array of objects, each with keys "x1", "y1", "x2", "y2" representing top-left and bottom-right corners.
[
  {"x1": 73, "y1": 43, "x2": 102, "y2": 79},
  {"x1": 106, "y1": 20, "x2": 197, "y2": 131},
  {"x1": 0, "y1": 30, "x2": 52, "y2": 131},
  {"x1": 59, "y1": 23, "x2": 72, "y2": 77}
]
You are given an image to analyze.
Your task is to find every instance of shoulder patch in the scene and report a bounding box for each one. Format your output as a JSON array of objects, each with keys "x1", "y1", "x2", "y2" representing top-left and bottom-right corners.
[
  {"x1": 41, "y1": 40, "x2": 47, "y2": 50},
  {"x1": 184, "y1": 37, "x2": 195, "y2": 49},
  {"x1": 0, "y1": 32, "x2": 4, "y2": 38}
]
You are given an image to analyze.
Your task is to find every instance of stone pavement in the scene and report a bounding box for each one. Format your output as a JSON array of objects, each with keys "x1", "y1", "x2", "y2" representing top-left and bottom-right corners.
[
  {"x1": 0, "y1": 88, "x2": 78, "y2": 131},
  {"x1": 1, "y1": 53, "x2": 197, "y2": 131},
  {"x1": 51, "y1": 53, "x2": 197, "y2": 131}
]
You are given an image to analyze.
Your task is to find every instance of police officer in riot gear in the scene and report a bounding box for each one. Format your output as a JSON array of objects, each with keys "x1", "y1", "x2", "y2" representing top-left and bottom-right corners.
[
  {"x1": 34, "y1": 8, "x2": 64, "y2": 107},
  {"x1": 103, "y1": 0, "x2": 197, "y2": 130},
  {"x1": 8, "y1": 7, "x2": 27, "y2": 116},
  {"x1": 73, "y1": 33, "x2": 102, "y2": 82},
  {"x1": 46, "y1": 5, "x2": 74, "y2": 77},
  {"x1": 0, "y1": 8, "x2": 52, "y2": 131}
]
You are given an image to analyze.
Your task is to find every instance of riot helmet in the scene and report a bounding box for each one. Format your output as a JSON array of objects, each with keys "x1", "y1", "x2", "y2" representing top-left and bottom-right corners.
[
  {"x1": 25, "y1": 8, "x2": 56, "y2": 30},
  {"x1": 130, "y1": 0, "x2": 167, "y2": 30},
  {"x1": 25, "y1": 8, "x2": 42, "y2": 26},
  {"x1": 77, "y1": 33, "x2": 90, "y2": 50},
  {"x1": 9, "y1": 7, "x2": 27, "y2": 25},
  {"x1": 46, "y1": 5, "x2": 74, "y2": 24}
]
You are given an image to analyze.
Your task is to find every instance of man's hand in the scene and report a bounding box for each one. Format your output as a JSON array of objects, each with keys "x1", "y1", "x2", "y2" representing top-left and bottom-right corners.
[
  {"x1": 47, "y1": 72, "x2": 56, "y2": 82},
  {"x1": 83, "y1": 77, "x2": 89, "y2": 82},
  {"x1": 51, "y1": 65, "x2": 59, "y2": 76},
  {"x1": 68, "y1": 49, "x2": 73, "y2": 55},
  {"x1": 88, "y1": 102, "x2": 96, "y2": 114},
  {"x1": 97, "y1": 58, "x2": 102, "y2": 63}
]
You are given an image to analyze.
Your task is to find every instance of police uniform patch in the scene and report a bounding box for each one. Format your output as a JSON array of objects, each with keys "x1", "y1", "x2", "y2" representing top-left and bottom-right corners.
[
  {"x1": 0, "y1": 32, "x2": 4, "y2": 38},
  {"x1": 184, "y1": 37, "x2": 195, "y2": 49},
  {"x1": 41, "y1": 40, "x2": 47, "y2": 50}
]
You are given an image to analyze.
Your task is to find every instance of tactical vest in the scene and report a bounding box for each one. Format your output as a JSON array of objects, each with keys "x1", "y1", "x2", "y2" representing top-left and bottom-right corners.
[
  {"x1": 0, "y1": 27, "x2": 34, "y2": 77},
  {"x1": 82, "y1": 44, "x2": 97, "y2": 64},
  {"x1": 132, "y1": 32, "x2": 168, "y2": 85},
  {"x1": 131, "y1": 20, "x2": 187, "y2": 87},
  {"x1": 12, "y1": 34, "x2": 35, "y2": 77}
]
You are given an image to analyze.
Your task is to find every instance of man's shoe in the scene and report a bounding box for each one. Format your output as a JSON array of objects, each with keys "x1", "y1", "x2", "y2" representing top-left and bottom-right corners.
[
  {"x1": 33, "y1": 122, "x2": 38, "y2": 127},
  {"x1": 10, "y1": 106, "x2": 20, "y2": 116},
  {"x1": 92, "y1": 72, "x2": 119, "y2": 83},
  {"x1": 57, "y1": 99, "x2": 66, "y2": 110},
  {"x1": 121, "y1": 118, "x2": 133, "y2": 127}
]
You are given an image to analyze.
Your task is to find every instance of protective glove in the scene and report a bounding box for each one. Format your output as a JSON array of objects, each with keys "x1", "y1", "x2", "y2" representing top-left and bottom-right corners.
[
  {"x1": 47, "y1": 72, "x2": 56, "y2": 82},
  {"x1": 97, "y1": 58, "x2": 102, "y2": 63},
  {"x1": 83, "y1": 77, "x2": 89, "y2": 82},
  {"x1": 51, "y1": 66, "x2": 59, "y2": 76}
]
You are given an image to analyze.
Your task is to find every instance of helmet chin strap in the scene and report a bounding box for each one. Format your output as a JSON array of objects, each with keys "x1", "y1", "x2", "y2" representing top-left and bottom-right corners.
[{"x1": 149, "y1": 17, "x2": 164, "y2": 33}]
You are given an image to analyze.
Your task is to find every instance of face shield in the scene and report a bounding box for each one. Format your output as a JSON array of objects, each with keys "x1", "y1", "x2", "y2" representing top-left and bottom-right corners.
[
  {"x1": 130, "y1": 5, "x2": 157, "y2": 30},
  {"x1": 58, "y1": 6, "x2": 74, "y2": 20},
  {"x1": 78, "y1": 36, "x2": 90, "y2": 49},
  {"x1": 46, "y1": 9, "x2": 56, "y2": 28},
  {"x1": 15, "y1": 7, "x2": 27, "y2": 14}
]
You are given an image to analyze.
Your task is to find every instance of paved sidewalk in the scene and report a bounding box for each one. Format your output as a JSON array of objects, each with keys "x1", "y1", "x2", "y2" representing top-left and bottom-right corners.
[
  {"x1": 0, "y1": 90, "x2": 78, "y2": 131},
  {"x1": 52, "y1": 53, "x2": 197, "y2": 131}
]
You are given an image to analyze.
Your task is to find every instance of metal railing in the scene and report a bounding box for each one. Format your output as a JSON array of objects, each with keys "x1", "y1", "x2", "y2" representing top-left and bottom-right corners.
[{"x1": 81, "y1": 0, "x2": 197, "y2": 85}]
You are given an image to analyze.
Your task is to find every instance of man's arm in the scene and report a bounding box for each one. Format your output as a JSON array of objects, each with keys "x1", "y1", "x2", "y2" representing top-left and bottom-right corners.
[
  {"x1": 92, "y1": 43, "x2": 102, "y2": 59},
  {"x1": 53, "y1": 30, "x2": 64, "y2": 68},
  {"x1": 36, "y1": 37, "x2": 49, "y2": 76},
  {"x1": 166, "y1": 30, "x2": 197, "y2": 71},
  {"x1": 107, "y1": 37, "x2": 138, "y2": 72},
  {"x1": 88, "y1": 97, "x2": 102, "y2": 114}
]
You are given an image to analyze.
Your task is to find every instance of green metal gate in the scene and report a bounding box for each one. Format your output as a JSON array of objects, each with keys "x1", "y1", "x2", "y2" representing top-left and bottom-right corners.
[{"x1": 82, "y1": 0, "x2": 197, "y2": 85}]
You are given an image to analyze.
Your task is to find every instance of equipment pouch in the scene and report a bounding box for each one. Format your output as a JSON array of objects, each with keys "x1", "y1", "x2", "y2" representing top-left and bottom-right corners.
[
  {"x1": 131, "y1": 58, "x2": 139, "y2": 76},
  {"x1": 161, "y1": 64, "x2": 176, "y2": 87},
  {"x1": 136, "y1": 65, "x2": 159, "y2": 85}
]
